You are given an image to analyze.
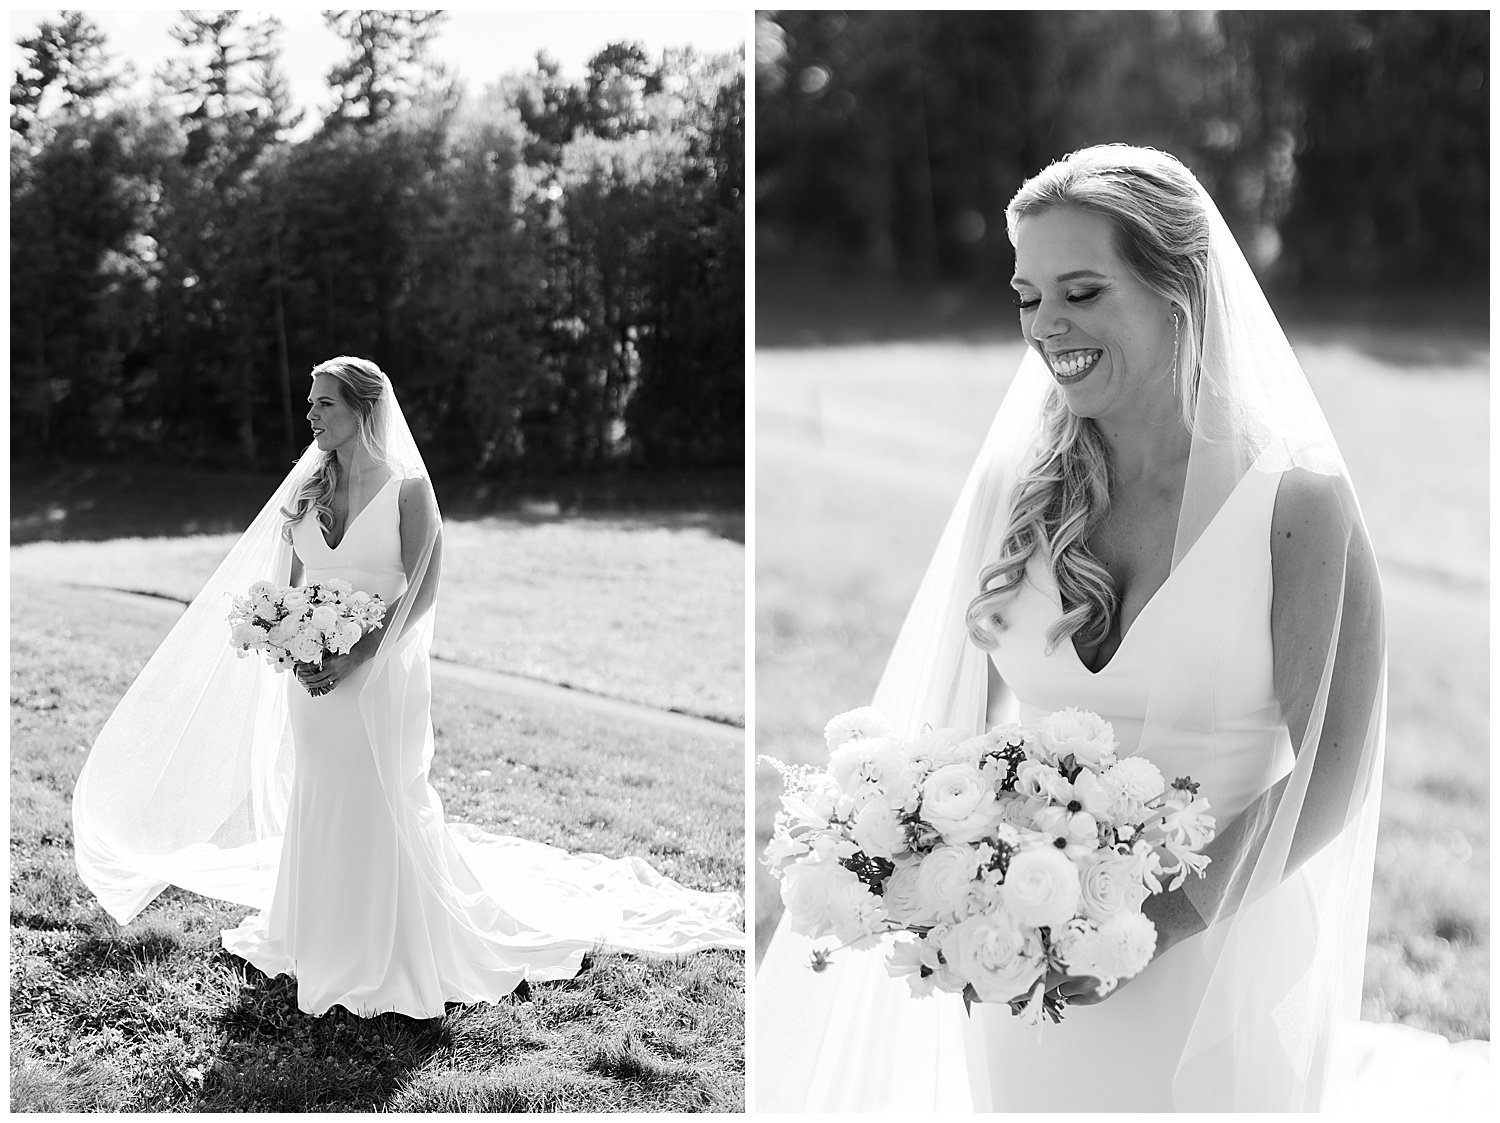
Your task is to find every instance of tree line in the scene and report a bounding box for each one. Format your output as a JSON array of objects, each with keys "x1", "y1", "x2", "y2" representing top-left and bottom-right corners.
[
  {"x1": 11, "y1": 11, "x2": 745, "y2": 473},
  {"x1": 756, "y1": 10, "x2": 1487, "y2": 291}
]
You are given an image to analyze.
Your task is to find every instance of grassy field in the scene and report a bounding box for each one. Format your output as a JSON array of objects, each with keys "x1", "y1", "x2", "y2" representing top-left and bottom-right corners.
[
  {"x1": 11, "y1": 475, "x2": 744, "y2": 726},
  {"x1": 10, "y1": 506, "x2": 746, "y2": 1111},
  {"x1": 753, "y1": 316, "x2": 1489, "y2": 1045}
]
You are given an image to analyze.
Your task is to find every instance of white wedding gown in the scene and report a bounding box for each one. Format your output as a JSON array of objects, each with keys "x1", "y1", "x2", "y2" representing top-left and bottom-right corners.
[
  {"x1": 222, "y1": 478, "x2": 743, "y2": 1017},
  {"x1": 970, "y1": 462, "x2": 1322, "y2": 1110}
]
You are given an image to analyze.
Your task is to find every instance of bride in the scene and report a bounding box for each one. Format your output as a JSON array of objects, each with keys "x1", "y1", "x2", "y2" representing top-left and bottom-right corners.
[
  {"x1": 72, "y1": 355, "x2": 743, "y2": 1019},
  {"x1": 755, "y1": 146, "x2": 1386, "y2": 1111}
]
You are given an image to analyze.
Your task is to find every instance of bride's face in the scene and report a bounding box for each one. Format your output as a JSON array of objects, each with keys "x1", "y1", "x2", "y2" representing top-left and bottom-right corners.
[
  {"x1": 1011, "y1": 207, "x2": 1178, "y2": 424},
  {"x1": 307, "y1": 374, "x2": 361, "y2": 454}
]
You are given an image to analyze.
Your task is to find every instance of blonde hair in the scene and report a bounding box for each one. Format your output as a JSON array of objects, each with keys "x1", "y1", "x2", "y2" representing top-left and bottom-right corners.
[
  {"x1": 968, "y1": 145, "x2": 1211, "y2": 651},
  {"x1": 280, "y1": 356, "x2": 391, "y2": 542}
]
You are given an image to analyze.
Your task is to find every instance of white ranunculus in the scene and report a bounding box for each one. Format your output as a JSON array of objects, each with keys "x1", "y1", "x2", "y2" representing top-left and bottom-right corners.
[
  {"x1": 309, "y1": 604, "x2": 339, "y2": 633},
  {"x1": 914, "y1": 845, "x2": 978, "y2": 921},
  {"x1": 823, "y1": 707, "x2": 895, "y2": 752},
  {"x1": 780, "y1": 860, "x2": 868, "y2": 940},
  {"x1": 1075, "y1": 850, "x2": 1149, "y2": 923},
  {"x1": 921, "y1": 763, "x2": 1002, "y2": 843},
  {"x1": 1001, "y1": 846, "x2": 1082, "y2": 930},
  {"x1": 881, "y1": 857, "x2": 930, "y2": 926},
  {"x1": 1036, "y1": 707, "x2": 1118, "y2": 770},
  {"x1": 282, "y1": 588, "x2": 310, "y2": 613},
  {"x1": 851, "y1": 800, "x2": 908, "y2": 860},
  {"x1": 940, "y1": 912, "x2": 1047, "y2": 1004}
]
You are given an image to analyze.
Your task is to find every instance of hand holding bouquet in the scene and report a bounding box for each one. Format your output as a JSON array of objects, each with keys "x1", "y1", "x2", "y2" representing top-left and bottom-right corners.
[
  {"x1": 762, "y1": 706, "x2": 1216, "y2": 1025},
  {"x1": 227, "y1": 579, "x2": 387, "y2": 695}
]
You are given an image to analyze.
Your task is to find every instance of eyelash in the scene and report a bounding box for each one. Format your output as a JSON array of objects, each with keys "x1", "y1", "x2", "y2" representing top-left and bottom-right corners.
[{"x1": 1010, "y1": 290, "x2": 1102, "y2": 311}]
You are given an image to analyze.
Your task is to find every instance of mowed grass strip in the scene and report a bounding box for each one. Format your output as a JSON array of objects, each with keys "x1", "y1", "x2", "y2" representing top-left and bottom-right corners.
[
  {"x1": 11, "y1": 513, "x2": 744, "y2": 725},
  {"x1": 11, "y1": 578, "x2": 744, "y2": 1113},
  {"x1": 753, "y1": 333, "x2": 1488, "y2": 1044}
]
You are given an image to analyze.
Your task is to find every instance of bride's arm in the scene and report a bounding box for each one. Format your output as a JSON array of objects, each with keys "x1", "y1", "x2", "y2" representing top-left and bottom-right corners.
[{"x1": 1146, "y1": 468, "x2": 1385, "y2": 954}]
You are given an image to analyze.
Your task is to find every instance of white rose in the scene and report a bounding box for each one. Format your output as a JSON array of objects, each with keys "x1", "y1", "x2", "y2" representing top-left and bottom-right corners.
[
  {"x1": 1036, "y1": 707, "x2": 1118, "y2": 770},
  {"x1": 851, "y1": 800, "x2": 908, "y2": 860},
  {"x1": 915, "y1": 845, "x2": 978, "y2": 921},
  {"x1": 920, "y1": 763, "x2": 1002, "y2": 844},
  {"x1": 881, "y1": 858, "x2": 930, "y2": 926},
  {"x1": 780, "y1": 860, "x2": 869, "y2": 940},
  {"x1": 1001, "y1": 846, "x2": 1081, "y2": 930},
  {"x1": 1075, "y1": 850, "x2": 1149, "y2": 923},
  {"x1": 289, "y1": 630, "x2": 323, "y2": 664},
  {"x1": 823, "y1": 707, "x2": 895, "y2": 752},
  {"x1": 940, "y1": 912, "x2": 1047, "y2": 1003}
]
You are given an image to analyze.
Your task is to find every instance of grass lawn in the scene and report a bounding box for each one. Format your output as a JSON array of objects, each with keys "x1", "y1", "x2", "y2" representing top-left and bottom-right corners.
[
  {"x1": 753, "y1": 319, "x2": 1488, "y2": 1044},
  {"x1": 10, "y1": 487, "x2": 744, "y2": 726},
  {"x1": 10, "y1": 510, "x2": 745, "y2": 1110}
]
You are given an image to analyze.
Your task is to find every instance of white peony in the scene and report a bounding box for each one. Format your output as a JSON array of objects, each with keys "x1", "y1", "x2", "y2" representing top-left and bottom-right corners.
[
  {"x1": 940, "y1": 912, "x2": 1047, "y2": 1004},
  {"x1": 1001, "y1": 846, "x2": 1082, "y2": 930},
  {"x1": 1035, "y1": 707, "x2": 1118, "y2": 770},
  {"x1": 920, "y1": 763, "x2": 1002, "y2": 843},
  {"x1": 914, "y1": 845, "x2": 979, "y2": 921},
  {"x1": 1014, "y1": 760, "x2": 1062, "y2": 800},
  {"x1": 247, "y1": 579, "x2": 278, "y2": 601},
  {"x1": 823, "y1": 707, "x2": 895, "y2": 752}
]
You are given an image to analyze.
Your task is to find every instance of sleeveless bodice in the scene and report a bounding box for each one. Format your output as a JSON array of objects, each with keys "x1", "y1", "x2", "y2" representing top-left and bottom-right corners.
[
  {"x1": 988, "y1": 465, "x2": 1293, "y2": 823},
  {"x1": 290, "y1": 477, "x2": 406, "y2": 603}
]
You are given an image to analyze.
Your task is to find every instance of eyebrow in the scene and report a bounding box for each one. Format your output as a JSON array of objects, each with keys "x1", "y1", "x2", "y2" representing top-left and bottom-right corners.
[{"x1": 1011, "y1": 269, "x2": 1109, "y2": 286}]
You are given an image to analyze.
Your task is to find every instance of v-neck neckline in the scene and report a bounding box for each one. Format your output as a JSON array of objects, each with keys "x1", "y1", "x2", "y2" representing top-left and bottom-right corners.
[
  {"x1": 1051, "y1": 467, "x2": 1262, "y2": 676},
  {"x1": 321, "y1": 476, "x2": 395, "y2": 551}
]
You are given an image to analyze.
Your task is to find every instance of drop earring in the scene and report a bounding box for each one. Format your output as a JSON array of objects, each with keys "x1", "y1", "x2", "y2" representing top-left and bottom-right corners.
[{"x1": 1170, "y1": 311, "x2": 1181, "y2": 395}]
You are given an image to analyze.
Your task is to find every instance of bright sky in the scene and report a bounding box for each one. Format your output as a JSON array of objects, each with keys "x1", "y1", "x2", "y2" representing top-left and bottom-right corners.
[{"x1": 11, "y1": 7, "x2": 747, "y2": 123}]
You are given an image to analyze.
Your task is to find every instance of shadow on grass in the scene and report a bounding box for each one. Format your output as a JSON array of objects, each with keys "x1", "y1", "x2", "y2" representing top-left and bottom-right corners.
[
  {"x1": 10, "y1": 462, "x2": 745, "y2": 547},
  {"x1": 195, "y1": 964, "x2": 450, "y2": 1112}
]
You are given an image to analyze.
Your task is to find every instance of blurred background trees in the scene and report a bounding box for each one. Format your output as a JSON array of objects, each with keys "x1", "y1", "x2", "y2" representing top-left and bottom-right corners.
[
  {"x1": 756, "y1": 10, "x2": 1487, "y2": 294},
  {"x1": 10, "y1": 10, "x2": 745, "y2": 476}
]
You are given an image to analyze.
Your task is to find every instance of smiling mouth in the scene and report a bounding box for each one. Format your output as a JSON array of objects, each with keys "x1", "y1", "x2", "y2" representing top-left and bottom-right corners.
[{"x1": 1047, "y1": 348, "x2": 1102, "y2": 383}]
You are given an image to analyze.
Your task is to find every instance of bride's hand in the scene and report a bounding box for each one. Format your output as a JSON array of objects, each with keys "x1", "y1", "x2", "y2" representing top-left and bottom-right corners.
[
  {"x1": 1043, "y1": 966, "x2": 1118, "y2": 1007},
  {"x1": 299, "y1": 651, "x2": 365, "y2": 696}
]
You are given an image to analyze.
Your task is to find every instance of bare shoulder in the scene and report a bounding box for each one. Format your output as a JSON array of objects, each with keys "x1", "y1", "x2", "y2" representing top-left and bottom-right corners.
[
  {"x1": 398, "y1": 476, "x2": 437, "y2": 515},
  {"x1": 1270, "y1": 467, "x2": 1357, "y2": 566}
]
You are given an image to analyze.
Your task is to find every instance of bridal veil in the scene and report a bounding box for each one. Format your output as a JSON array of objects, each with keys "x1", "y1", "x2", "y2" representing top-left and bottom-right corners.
[{"x1": 754, "y1": 145, "x2": 1386, "y2": 1111}]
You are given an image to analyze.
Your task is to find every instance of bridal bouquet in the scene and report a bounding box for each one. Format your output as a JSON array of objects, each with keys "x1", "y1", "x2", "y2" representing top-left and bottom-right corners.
[
  {"x1": 762, "y1": 706, "x2": 1216, "y2": 1023},
  {"x1": 227, "y1": 578, "x2": 386, "y2": 675}
]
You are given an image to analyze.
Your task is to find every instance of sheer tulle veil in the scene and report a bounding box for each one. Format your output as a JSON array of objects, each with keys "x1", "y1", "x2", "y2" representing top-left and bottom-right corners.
[
  {"x1": 754, "y1": 146, "x2": 1386, "y2": 1111},
  {"x1": 72, "y1": 360, "x2": 444, "y2": 925}
]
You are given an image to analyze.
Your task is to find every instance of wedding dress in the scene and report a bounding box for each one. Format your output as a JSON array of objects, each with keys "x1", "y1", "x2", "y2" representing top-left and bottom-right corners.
[
  {"x1": 754, "y1": 146, "x2": 1386, "y2": 1112},
  {"x1": 969, "y1": 462, "x2": 1322, "y2": 1110},
  {"x1": 74, "y1": 373, "x2": 743, "y2": 1021}
]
